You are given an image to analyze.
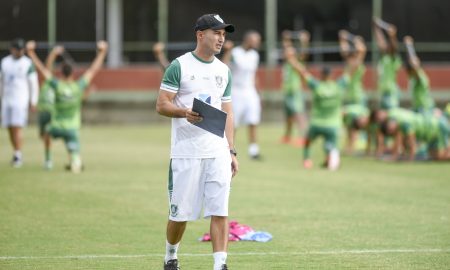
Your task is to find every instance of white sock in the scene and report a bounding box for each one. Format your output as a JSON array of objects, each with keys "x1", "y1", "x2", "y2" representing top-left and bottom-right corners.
[
  {"x1": 165, "y1": 240, "x2": 180, "y2": 263},
  {"x1": 248, "y1": 143, "x2": 259, "y2": 156},
  {"x1": 213, "y1": 252, "x2": 227, "y2": 269},
  {"x1": 14, "y1": 151, "x2": 22, "y2": 159}
]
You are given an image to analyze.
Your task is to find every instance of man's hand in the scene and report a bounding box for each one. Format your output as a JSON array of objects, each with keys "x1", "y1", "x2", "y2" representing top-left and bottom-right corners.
[
  {"x1": 52, "y1": 45, "x2": 64, "y2": 55},
  {"x1": 185, "y1": 108, "x2": 203, "y2": 123},
  {"x1": 298, "y1": 30, "x2": 310, "y2": 43},
  {"x1": 97, "y1": 40, "x2": 108, "y2": 52},
  {"x1": 231, "y1": 155, "x2": 239, "y2": 178},
  {"x1": 153, "y1": 42, "x2": 165, "y2": 54},
  {"x1": 403, "y1": 35, "x2": 413, "y2": 45},
  {"x1": 387, "y1": 25, "x2": 397, "y2": 37},
  {"x1": 26, "y1": 40, "x2": 36, "y2": 52}
]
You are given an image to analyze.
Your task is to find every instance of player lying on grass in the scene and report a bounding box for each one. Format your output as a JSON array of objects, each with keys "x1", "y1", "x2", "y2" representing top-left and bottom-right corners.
[
  {"x1": 375, "y1": 108, "x2": 449, "y2": 161},
  {"x1": 279, "y1": 30, "x2": 309, "y2": 147},
  {"x1": 285, "y1": 46, "x2": 352, "y2": 170},
  {"x1": 373, "y1": 17, "x2": 402, "y2": 109},
  {"x1": 26, "y1": 40, "x2": 108, "y2": 173},
  {"x1": 403, "y1": 36, "x2": 435, "y2": 114},
  {"x1": 338, "y1": 30, "x2": 367, "y2": 106}
]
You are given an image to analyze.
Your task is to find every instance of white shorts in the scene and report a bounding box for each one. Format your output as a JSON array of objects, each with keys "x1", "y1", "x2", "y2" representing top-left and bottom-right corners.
[
  {"x1": 168, "y1": 154, "x2": 232, "y2": 222},
  {"x1": 1, "y1": 104, "x2": 28, "y2": 128},
  {"x1": 232, "y1": 90, "x2": 261, "y2": 127}
]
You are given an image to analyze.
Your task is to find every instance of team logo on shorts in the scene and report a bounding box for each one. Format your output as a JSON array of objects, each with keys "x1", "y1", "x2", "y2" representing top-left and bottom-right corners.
[
  {"x1": 170, "y1": 204, "x2": 178, "y2": 217},
  {"x1": 215, "y1": 75, "x2": 223, "y2": 88}
]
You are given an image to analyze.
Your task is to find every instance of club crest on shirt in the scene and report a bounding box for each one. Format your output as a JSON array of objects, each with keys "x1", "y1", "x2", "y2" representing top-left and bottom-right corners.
[
  {"x1": 170, "y1": 204, "x2": 178, "y2": 217},
  {"x1": 215, "y1": 75, "x2": 223, "y2": 88}
]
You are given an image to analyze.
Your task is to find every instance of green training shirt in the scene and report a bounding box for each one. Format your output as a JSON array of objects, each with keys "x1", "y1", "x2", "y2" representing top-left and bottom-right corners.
[
  {"x1": 345, "y1": 64, "x2": 366, "y2": 105},
  {"x1": 306, "y1": 75, "x2": 348, "y2": 128},
  {"x1": 37, "y1": 81, "x2": 55, "y2": 112},
  {"x1": 343, "y1": 104, "x2": 369, "y2": 126},
  {"x1": 410, "y1": 68, "x2": 434, "y2": 111},
  {"x1": 388, "y1": 108, "x2": 417, "y2": 135},
  {"x1": 282, "y1": 62, "x2": 302, "y2": 95},
  {"x1": 377, "y1": 54, "x2": 402, "y2": 94},
  {"x1": 47, "y1": 77, "x2": 88, "y2": 130}
]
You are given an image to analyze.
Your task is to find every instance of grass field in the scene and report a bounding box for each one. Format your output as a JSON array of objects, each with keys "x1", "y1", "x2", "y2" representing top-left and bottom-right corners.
[{"x1": 1, "y1": 124, "x2": 449, "y2": 269}]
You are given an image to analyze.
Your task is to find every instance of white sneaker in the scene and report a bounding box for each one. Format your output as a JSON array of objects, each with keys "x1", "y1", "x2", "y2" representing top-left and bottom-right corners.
[
  {"x1": 11, "y1": 156, "x2": 23, "y2": 168},
  {"x1": 70, "y1": 162, "x2": 82, "y2": 174},
  {"x1": 328, "y1": 149, "x2": 340, "y2": 171},
  {"x1": 44, "y1": 160, "x2": 53, "y2": 170}
]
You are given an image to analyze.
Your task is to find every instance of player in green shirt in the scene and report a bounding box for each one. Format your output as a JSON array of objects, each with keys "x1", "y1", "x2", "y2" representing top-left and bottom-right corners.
[
  {"x1": 377, "y1": 108, "x2": 420, "y2": 160},
  {"x1": 378, "y1": 108, "x2": 449, "y2": 161},
  {"x1": 403, "y1": 36, "x2": 435, "y2": 113},
  {"x1": 338, "y1": 30, "x2": 367, "y2": 106},
  {"x1": 342, "y1": 104, "x2": 370, "y2": 154},
  {"x1": 37, "y1": 45, "x2": 64, "y2": 169},
  {"x1": 373, "y1": 18, "x2": 402, "y2": 109},
  {"x1": 286, "y1": 47, "x2": 349, "y2": 170},
  {"x1": 26, "y1": 40, "x2": 108, "y2": 173},
  {"x1": 280, "y1": 30, "x2": 309, "y2": 146}
]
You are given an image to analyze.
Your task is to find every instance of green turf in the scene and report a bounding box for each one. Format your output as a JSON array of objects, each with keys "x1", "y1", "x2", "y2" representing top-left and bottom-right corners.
[{"x1": 1, "y1": 124, "x2": 449, "y2": 269}]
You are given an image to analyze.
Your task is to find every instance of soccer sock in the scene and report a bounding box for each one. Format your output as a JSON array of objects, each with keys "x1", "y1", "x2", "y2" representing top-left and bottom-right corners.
[
  {"x1": 70, "y1": 153, "x2": 81, "y2": 166},
  {"x1": 248, "y1": 143, "x2": 259, "y2": 156},
  {"x1": 14, "y1": 150, "x2": 22, "y2": 159},
  {"x1": 165, "y1": 240, "x2": 180, "y2": 263},
  {"x1": 213, "y1": 252, "x2": 227, "y2": 269},
  {"x1": 303, "y1": 146, "x2": 310, "y2": 160},
  {"x1": 45, "y1": 149, "x2": 52, "y2": 162}
]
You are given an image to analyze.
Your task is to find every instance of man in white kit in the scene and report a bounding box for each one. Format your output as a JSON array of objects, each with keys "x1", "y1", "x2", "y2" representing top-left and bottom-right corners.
[
  {"x1": 0, "y1": 38, "x2": 39, "y2": 167},
  {"x1": 156, "y1": 14, "x2": 238, "y2": 270},
  {"x1": 222, "y1": 30, "x2": 262, "y2": 159}
]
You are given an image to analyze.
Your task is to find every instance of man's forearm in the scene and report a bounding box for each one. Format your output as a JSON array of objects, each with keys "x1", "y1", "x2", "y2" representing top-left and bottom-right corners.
[{"x1": 156, "y1": 100, "x2": 187, "y2": 118}]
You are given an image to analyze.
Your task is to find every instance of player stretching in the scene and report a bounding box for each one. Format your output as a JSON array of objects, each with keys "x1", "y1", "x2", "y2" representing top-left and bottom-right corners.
[
  {"x1": 373, "y1": 17, "x2": 402, "y2": 109},
  {"x1": 0, "y1": 38, "x2": 39, "y2": 167},
  {"x1": 26, "y1": 40, "x2": 108, "y2": 173},
  {"x1": 338, "y1": 30, "x2": 367, "y2": 106},
  {"x1": 403, "y1": 36, "x2": 435, "y2": 114},
  {"x1": 153, "y1": 42, "x2": 170, "y2": 70},
  {"x1": 222, "y1": 30, "x2": 262, "y2": 159},
  {"x1": 280, "y1": 30, "x2": 309, "y2": 147},
  {"x1": 285, "y1": 47, "x2": 350, "y2": 170},
  {"x1": 156, "y1": 14, "x2": 238, "y2": 270},
  {"x1": 37, "y1": 45, "x2": 64, "y2": 169}
]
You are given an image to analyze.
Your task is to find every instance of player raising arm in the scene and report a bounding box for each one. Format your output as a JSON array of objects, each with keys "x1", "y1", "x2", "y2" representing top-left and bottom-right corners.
[
  {"x1": 37, "y1": 45, "x2": 64, "y2": 169},
  {"x1": 285, "y1": 46, "x2": 350, "y2": 170},
  {"x1": 26, "y1": 40, "x2": 108, "y2": 173},
  {"x1": 153, "y1": 42, "x2": 170, "y2": 71},
  {"x1": 280, "y1": 30, "x2": 310, "y2": 146},
  {"x1": 339, "y1": 30, "x2": 367, "y2": 106},
  {"x1": 403, "y1": 36, "x2": 435, "y2": 114},
  {"x1": 373, "y1": 17, "x2": 402, "y2": 109}
]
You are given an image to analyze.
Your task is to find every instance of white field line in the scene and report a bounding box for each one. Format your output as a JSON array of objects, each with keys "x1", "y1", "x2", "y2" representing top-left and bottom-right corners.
[{"x1": 0, "y1": 248, "x2": 449, "y2": 260}]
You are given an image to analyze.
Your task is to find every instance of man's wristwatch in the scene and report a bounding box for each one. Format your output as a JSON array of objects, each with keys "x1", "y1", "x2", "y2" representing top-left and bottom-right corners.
[{"x1": 230, "y1": 148, "x2": 237, "y2": 156}]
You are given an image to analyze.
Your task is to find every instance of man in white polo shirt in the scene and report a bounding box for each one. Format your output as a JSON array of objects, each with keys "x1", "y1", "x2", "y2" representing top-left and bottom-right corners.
[
  {"x1": 0, "y1": 38, "x2": 39, "y2": 167},
  {"x1": 156, "y1": 14, "x2": 238, "y2": 270}
]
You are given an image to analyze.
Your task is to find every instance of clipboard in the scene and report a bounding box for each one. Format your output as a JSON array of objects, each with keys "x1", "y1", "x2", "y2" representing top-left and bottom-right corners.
[{"x1": 192, "y1": 98, "x2": 227, "y2": 138}]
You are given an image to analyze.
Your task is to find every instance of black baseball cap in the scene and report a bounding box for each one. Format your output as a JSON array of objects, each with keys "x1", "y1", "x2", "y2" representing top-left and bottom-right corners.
[
  {"x1": 194, "y1": 14, "x2": 235, "y2": 33},
  {"x1": 11, "y1": 38, "x2": 25, "y2": 50}
]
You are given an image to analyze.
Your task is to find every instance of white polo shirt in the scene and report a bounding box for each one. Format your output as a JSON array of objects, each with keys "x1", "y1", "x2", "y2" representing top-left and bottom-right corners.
[
  {"x1": 160, "y1": 52, "x2": 232, "y2": 158},
  {"x1": 0, "y1": 55, "x2": 38, "y2": 108}
]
